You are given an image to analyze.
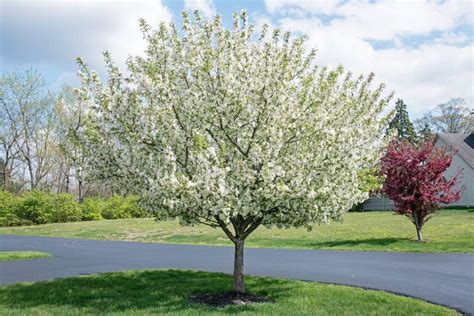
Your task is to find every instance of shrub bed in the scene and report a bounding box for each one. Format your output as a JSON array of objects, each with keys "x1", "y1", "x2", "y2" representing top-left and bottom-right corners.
[{"x1": 0, "y1": 191, "x2": 147, "y2": 227}]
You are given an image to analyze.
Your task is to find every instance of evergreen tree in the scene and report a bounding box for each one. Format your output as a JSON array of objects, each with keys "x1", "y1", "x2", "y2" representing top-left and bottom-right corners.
[
  {"x1": 388, "y1": 99, "x2": 418, "y2": 144},
  {"x1": 418, "y1": 123, "x2": 433, "y2": 142}
]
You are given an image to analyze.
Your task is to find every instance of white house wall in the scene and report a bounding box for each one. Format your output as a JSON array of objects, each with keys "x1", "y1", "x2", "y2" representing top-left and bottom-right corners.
[{"x1": 435, "y1": 138, "x2": 474, "y2": 206}]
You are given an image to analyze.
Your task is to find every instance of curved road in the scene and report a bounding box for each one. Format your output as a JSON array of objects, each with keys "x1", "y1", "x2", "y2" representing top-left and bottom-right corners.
[{"x1": 1, "y1": 235, "x2": 473, "y2": 314}]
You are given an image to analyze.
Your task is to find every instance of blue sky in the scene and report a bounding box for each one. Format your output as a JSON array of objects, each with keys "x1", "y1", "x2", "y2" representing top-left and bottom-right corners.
[{"x1": 1, "y1": 0, "x2": 472, "y2": 118}]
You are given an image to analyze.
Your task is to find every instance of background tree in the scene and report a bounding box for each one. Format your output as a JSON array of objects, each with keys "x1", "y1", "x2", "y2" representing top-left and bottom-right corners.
[
  {"x1": 418, "y1": 122, "x2": 433, "y2": 143},
  {"x1": 381, "y1": 141, "x2": 462, "y2": 241},
  {"x1": 77, "y1": 11, "x2": 393, "y2": 294},
  {"x1": 0, "y1": 158, "x2": 5, "y2": 189},
  {"x1": 0, "y1": 70, "x2": 58, "y2": 190},
  {"x1": 358, "y1": 167, "x2": 384, "y2": 194},
  {"x1": 55, "y1": 86, "x2": 88, "y2": 201},
  {"x1": 0, "y1": 94, "x2": 21, "y2": 191},
  {"x1": 0, "y1": 69, "x2": 113, "y2": 198},
  {"x1": 388, "y1": 99, "x2": 418, "y2": 144},
  {"x1": 415, "y1": 98, "x2": 473, "y2": 133}
]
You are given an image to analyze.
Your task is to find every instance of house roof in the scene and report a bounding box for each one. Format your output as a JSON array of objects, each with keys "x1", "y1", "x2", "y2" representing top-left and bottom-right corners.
[{"x1": 436, "y1": 133, "x2": 474, "y2": 169}]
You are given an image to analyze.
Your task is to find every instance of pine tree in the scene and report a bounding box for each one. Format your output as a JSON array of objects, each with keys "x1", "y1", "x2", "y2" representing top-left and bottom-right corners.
[
  {"x1": 418, "y1": 123, "x2": 433, "y2": 142},
  {"x1": 388, "y1": 99, "x2": 418, "y2": 144}
]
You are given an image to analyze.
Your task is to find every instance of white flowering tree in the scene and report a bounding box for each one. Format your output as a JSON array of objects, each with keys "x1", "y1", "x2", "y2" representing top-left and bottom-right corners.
[{"x1": 76, "y1": 11, "x2": 393, "y2": 294}]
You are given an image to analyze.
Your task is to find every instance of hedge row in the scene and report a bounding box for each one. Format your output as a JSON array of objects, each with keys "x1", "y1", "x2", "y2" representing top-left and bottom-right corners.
[{"x1": 0, "y1": 191, "x2": 148, "y2": 227}]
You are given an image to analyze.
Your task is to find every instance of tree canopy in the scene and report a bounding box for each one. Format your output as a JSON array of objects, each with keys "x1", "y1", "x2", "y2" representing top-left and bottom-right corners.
[
  {"x1": 381, "y1": 141, "x2": 462, "y2": 241},
  {"x1": 418, "y1": 122, "x2": 433, "y2": 143},
  {"x1": 388, "y1": 99, "x2": 417, "y2": 144},
  {"x1": 76, "y1": 11, "x2": 394, "y2": 293},
  {"x1": 415, "y1": 98, "x2": 473, "y2": 134}
]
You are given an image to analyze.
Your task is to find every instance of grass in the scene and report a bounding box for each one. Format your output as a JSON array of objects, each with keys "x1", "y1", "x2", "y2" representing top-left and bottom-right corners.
[
  {"x1": 0, "y1": 269, "x2": 458, "y2": 315},
  {"x1": 0, "y1": 251, "x2": 51, "y2": 261},
  {"x1": 1, "y1": 209, "x2": 472, "y2": 253}
]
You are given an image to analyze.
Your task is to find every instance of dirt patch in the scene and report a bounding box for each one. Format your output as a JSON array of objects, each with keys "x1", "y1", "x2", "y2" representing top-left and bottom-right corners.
[{"x1": 190, "y1": 292, "x2": 271, "y2": 307}]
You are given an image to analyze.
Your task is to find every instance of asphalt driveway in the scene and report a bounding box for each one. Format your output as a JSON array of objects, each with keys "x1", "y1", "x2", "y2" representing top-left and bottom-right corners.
[{"x1": 1, "y1": 235, "x2": 473, "y2": 314}]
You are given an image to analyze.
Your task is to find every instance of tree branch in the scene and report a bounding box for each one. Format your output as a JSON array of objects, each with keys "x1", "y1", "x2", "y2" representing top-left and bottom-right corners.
[
  {"x1": 215, "y1": 216, "x2": 236, "y2": 243},
  {"x1": 241, "y1": 217, "x2": 263, "y2": 240}
]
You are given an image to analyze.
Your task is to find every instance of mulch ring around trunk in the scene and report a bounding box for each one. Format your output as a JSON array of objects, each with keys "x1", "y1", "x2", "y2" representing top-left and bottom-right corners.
[{"x1": 189, "y1": 291, "x2": 272, "y2": 307}]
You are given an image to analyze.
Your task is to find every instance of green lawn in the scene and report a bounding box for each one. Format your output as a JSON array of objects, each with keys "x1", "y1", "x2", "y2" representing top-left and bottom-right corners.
[
  {"x1": 0, "y1": 251, "x2": 51, "y2": 261},
  {"x1": 1, "y1": 209, "x2": 472, "y2": 253},
  {"x1": 0, "y1": 269, "x2": 458, "y2": 315}
]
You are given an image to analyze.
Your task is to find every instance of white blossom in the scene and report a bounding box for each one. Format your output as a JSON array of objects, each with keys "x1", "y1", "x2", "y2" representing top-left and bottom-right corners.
[{"x1": 76, "y1": 11, "x2": 393, "y2": 237}]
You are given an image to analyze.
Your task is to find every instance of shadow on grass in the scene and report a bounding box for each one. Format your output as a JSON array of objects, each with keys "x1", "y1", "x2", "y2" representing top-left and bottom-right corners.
[
  {"x1": 0, "y1": 270, "x2": 291, "y2": 314},
  {"x1": 310, "y1": 238, "x2": 410, "y2": 248}
]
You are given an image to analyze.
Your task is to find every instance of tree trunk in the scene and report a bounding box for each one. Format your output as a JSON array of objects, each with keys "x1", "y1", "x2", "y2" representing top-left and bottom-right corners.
[
  {"x1": 64, "y1": 169, "x2": 70, "y2": 194},
  {"x1": 2, "y1": 163, "x2": 8, "y2": 191},
  {"x1": 233, "y1": 239, "x2": 245, "y2": 293},
  {"x1": 215, "y1": 216, "x2": 263, "y2": 294},
  {"x1": 413, "y1": 212, "x2": 423, "y2": 241},
  {"x1": 78, "y1": 180, "x2": 83, "y2": 203},
  {"x1": 416, "y1": 226, "x2": 423, "y2": 241}
]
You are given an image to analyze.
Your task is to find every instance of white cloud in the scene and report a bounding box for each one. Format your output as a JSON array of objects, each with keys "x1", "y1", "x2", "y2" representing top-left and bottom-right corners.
[
  {"x1": 265, "y1": 0, "x2": 341, "y2": 16},
  {"x1": 269, "y1": 0, "x2": 474, "y2": 118},
  {"x1": 252, "y1": 12, "x2": 275, "y2": 35},
  {"x1": 333, "y1": 1, "x2": 470, "y2": 40},
  {"x1": 184, "y1": 0, "x2": 216, "y2": 19},
  {"x1": 0, "y1": 0, "x2": 172, "y2": 70},
  {"x1": 433, "y1": 32, "x2": 470, "y2": 46}
]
